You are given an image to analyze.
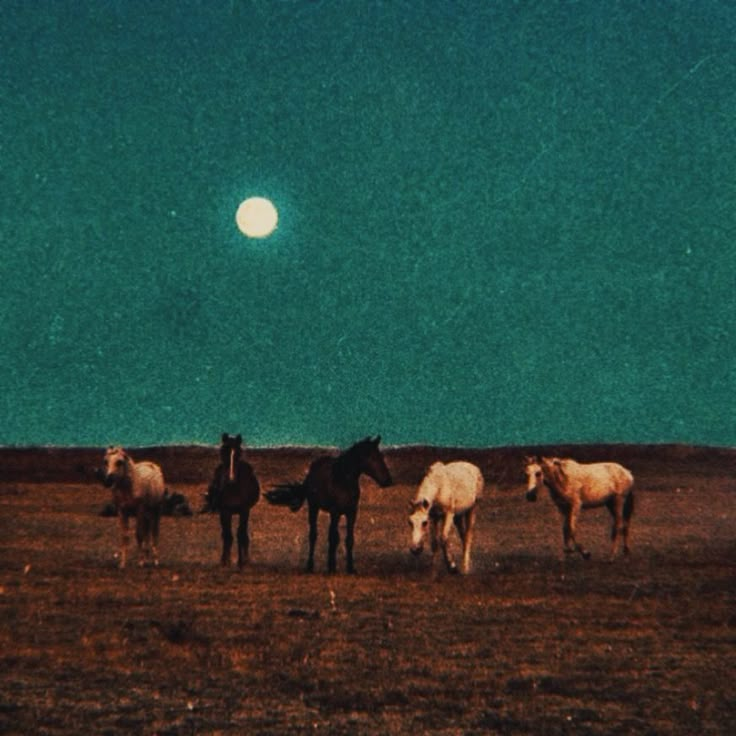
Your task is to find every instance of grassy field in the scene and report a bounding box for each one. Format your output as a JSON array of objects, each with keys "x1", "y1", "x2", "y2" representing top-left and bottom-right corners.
[{"x1": 1, "y1": 445, "x2": 734, "y2": 734}]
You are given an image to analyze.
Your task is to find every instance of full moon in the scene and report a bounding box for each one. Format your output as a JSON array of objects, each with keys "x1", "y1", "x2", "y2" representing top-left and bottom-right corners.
[{"x1": 235, "y1": 197, "x2": 278, "y2": 238}]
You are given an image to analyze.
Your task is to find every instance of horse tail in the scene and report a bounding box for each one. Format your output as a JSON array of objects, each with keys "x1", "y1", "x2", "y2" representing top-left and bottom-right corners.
[
  {"x1": 623, "y1": 490, "x2": 635, "y2": 521},
  {"x1": 265, "y1": 482, "x2": 307, "y2": 512}
]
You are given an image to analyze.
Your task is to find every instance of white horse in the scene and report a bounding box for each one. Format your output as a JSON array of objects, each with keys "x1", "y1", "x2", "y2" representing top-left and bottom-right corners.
[
  {"x1": 524, "y1": 456, "x2": 634, "y2": 560},
  {"x1": 409, "y1": 461, "x2": 484, "y2": 575},
  {"x1": 103, "y1": 446, "x2": 165, "y2": 569}
]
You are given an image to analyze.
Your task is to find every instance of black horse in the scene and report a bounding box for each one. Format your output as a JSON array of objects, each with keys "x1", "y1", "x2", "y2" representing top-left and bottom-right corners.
[
  {"x1": 266, "y1": 436, "x2": 393, "y2": 574},
  {"x1": 205, "y1": 433, "x2": 260, "y2": 568}
]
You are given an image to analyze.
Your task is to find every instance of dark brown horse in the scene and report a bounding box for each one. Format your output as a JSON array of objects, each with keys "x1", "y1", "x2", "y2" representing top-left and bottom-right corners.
[
  {"x1": 204, "y1": 433, "x2": 260, "y2": 568},
  {"x1": 265, "y1": 436, "x2": 392, "y2": 574}
]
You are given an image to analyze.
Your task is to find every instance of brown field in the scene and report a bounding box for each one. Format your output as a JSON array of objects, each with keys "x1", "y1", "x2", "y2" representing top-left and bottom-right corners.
[{"x1": 1, "y1": 444, "x2": 735, "y2": 735}]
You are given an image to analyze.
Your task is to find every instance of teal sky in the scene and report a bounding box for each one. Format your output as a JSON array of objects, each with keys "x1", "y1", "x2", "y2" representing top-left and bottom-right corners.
[{"x1": 1, "y1": 1, "x2": 734, "y2": 448}]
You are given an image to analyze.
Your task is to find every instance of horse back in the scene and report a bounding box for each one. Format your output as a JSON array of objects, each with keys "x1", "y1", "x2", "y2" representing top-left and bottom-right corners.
[
  {"x1": 436, "y1": 461, "x2": 483, "y2": 513},
  {"x1": 573, "y1": 461, "x2": 634, "y2": 504},
  {"x1": 132, "y1": 461, "x2": 165, "y2": 504}
]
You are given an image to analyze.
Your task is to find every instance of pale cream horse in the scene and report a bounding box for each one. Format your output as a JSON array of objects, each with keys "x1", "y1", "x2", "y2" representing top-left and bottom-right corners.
[
  {"x1": 525, "y1": 456, "x2": 634, "y2": 560},
  {"x1": 102, "y1": 446, "x2": 166, "y2": 568},
  {"x1": 409, "y1": 461, "x2": 484, "y2": 575}
]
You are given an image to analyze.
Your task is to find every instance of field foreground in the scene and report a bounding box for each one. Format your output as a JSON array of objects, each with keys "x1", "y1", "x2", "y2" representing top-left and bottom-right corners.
[{"x1": 1, "y1": 444, "x2": 735, "y2": 735}]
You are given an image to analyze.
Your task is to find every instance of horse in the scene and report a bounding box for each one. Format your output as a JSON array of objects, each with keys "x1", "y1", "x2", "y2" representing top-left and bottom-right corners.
[
  {"x1": 265, "y1": 436, "x2": 392, "y2": 574},
  {"x1": 408, "y1": 461, "x2": 483, "y2": 575},
  {"x1": 524, "y1": 456, "x2": 635, "y2": 560},
  {"x1": 102, "y1": 446, "x2": 166, "y2": 569},
  {"x1": 204, "y1": 433, "x2": 260, "y2": 568}
]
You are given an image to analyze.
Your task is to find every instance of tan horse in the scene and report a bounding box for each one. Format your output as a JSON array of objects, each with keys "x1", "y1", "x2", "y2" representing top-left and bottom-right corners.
[
  {"x1": 103, "y1": 446, "x2": 165, "y2": 568},
  {"x1": 525, "y1": 456, "x2": 634, "y2": 560},
  {"x1": 409, "y1": 461, "x2": 483, "y2": 575}
]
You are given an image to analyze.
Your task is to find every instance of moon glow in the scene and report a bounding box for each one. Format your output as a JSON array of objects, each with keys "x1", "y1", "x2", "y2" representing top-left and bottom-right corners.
[{"x1": 235, "y1": 197, "x2": 278, "y2": 238}]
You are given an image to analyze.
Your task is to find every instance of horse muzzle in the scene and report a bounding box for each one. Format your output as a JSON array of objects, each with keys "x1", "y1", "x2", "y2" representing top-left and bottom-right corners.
[
  {"x1": 103, "y1": 474, "x2": 115, "y2": 488},
  {"x1": 410, "y1": 544, "x2": 423, "y2": 557},
  {"x1": 525, "y1": 489, "x2": 538, "y2": 502}
]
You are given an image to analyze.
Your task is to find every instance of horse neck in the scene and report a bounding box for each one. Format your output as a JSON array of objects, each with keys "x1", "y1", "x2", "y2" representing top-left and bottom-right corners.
[
  {"x1": 112, "y1": 472, "x2": 134, "y2": 500},
  {"x1": 220, "y1": 447, "x2": 241, "y2": 483},
  {"x1": 416, "y1": 475, "x2": 439, "y2": 506},
  {"x1": 229, "y1": 448, "x2": 236, "y2": 481},
  {"x1": 118, "y1": 456, "x2": 135, "y2": 487},
  {"x1": 333, "y1": 452, "x2": 363, "y2": 485},
  {"x1": 543, "y1": 475, "x2": 571, "y2": 506}
]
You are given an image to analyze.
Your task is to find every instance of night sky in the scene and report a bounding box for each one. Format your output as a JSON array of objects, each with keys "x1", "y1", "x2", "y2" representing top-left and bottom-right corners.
[{"x1": 2, "y1": 1, "x2": 735, "y2": 448}]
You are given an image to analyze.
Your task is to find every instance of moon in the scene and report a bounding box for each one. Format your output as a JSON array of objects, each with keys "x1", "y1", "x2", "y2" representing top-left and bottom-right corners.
[{"x1": 235, "y1": 197, "x2": 278, "y2": 238}]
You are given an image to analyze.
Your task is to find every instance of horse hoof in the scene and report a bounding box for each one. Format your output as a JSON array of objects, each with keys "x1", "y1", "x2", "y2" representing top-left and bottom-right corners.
[
  {"x1": 582, "y1": 551, "x2": 592, "y2": 561},
  {"x1": 448, "y1": 564, "x2": 459, "y2": 575}
]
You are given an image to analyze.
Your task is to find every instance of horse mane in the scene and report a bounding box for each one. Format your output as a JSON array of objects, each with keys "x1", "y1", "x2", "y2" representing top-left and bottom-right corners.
[
  {"x1": 539, "y1": 457, "x2": 569, "y2": 491},
  {"x1": 334, "y1": 436, "x2": 378, "y2": 471}
]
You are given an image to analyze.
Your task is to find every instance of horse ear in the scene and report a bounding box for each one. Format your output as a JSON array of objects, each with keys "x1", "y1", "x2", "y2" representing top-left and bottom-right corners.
[
  {"x1": 236, "y1": 434, "x2": 242, "y2": 444},
  {"x1": 221, "y1": 433, "x2": 228, "y2": 443},
  {"x1": 373, "y1": 435, "x2": 381, "y2": 445}
]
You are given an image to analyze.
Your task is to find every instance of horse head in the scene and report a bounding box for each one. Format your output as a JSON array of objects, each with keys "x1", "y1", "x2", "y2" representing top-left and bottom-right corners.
[
  {"x1": 524, "y1": 456, "x2": 544, "y2": 502},
  {"x1": 408, "y1": 498, "x2": 431, "y2": 555},
  {"x1": 353, "y1": 436, "x2": 392, "y2": 488},
  {"x1": 103, "y1": 446, "x2": 130, "y2": 489},
  {"x1": 220, "y1": 433, "x2": 243, "y2": 483}
]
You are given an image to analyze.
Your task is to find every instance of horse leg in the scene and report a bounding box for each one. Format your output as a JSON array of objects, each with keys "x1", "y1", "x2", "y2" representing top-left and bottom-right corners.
[
  {"x1": 135, "y1": 509, "x2": 148, "y2": 566},
  {"x1": 561, "y1": 510, "x2": 574, "y2": 556},
  {"x1": 453, "y1": 513, "x2": 467, "y2": 544},
  {"x1": 306, "y1": 503, "x2": 318, "y2": 573},
  {"x1": 118, "y1": 512, "x2": 130, "y2": 569},
  {"x1": 150, "y1": 506, "x2": 161, "y2": 567},
  {"x1": 461, "y1": 507, "x2": 476, "y2": 574},
  {"x1": 453, "y1": 513, "x2": 469, "y2": 572},
  {"x1": 345, "y1": 509, "x2": 357, "y2": 575},
  {"x1": 622, "y1": 492, "x2": 634, "y2": 556},
  {"x1": 606, "y1": 496, "x2": 624, "y2": 560},
  {"x1": 440, "y1": 511, "x2": 459, "y2": 574},
  {"x1": 327, "y1": 512, "x2": 340, "y2": 575},
  {"x1": 220, "y1": 510, "x2": 233, "y2": 566},
  {"x1": 567, "y1": 502, "x2": 590, "y2": 560},
  {"x1": 236, "y1": 509, "x2": 250, "y2": 569},
  {"x1": 429, "y1": 515, "x2": 441, "y2": 578}
]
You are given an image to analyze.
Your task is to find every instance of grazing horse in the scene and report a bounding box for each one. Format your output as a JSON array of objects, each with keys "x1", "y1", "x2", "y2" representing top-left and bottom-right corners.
[
  {"x1": 524, "y1": 456, "x2": 635, "y2": 560},
  {"x1": 265, "y1": 437, "x2": 392, "y2": 574},
  {"x1": 205, "y1": 433, "x2": 260, "y2": 568},
  {"x1": 102, "y1": 446, "x2": 165, "y2": 569},
  {"x1": 409, "y1": 461, "x2": 483, "y2": 575}
]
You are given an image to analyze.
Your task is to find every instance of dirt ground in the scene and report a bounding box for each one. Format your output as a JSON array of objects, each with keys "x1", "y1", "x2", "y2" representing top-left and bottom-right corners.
[{"x1": 1, "y1": 448, "x2": 734, "y2": 735}]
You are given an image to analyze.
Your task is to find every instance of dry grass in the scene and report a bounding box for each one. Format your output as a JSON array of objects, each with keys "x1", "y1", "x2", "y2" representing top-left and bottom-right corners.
[{"x1": 1, "y1": 447, "x2": 735, "y2": 734}]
